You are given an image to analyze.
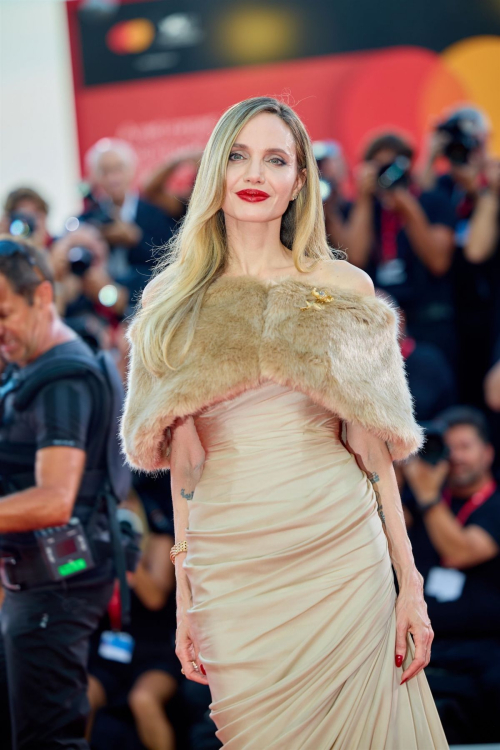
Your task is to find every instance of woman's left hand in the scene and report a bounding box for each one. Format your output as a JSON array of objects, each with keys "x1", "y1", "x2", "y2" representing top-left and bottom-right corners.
[{"x1": 395, "y1": 571, "x2": 434, "y2": 685}]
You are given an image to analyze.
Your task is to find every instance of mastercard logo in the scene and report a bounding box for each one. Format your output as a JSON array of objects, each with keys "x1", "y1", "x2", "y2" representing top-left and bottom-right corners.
[{"x1": 106, "y1": 18, "x2": 156, "y2": 55}]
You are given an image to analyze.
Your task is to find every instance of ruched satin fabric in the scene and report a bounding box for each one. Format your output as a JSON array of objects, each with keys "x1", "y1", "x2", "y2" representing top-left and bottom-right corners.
[{"x1": 183, "y1": 381, "x2": 449, "y2": 749}]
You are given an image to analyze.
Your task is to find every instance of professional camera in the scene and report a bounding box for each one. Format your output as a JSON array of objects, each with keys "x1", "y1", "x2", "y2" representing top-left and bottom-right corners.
[
  {"x1": 377, "y1": 156, "x2": 411, "y2": 191},
  {"x1": 418, "y1": 420, "x2": 450, "y2": 465},
  {"x1": 78, "y1": 186, "x2": 114, "y2": 227},
  {"x1": 8, "y1": 212, "x2": 37, "y2": 239},
  {"x1": 436, "y1": 114, "x2": 482, "y2": 166},
  {"x1": 68, "y1": 245, "x2": 94, "y2": 276}
]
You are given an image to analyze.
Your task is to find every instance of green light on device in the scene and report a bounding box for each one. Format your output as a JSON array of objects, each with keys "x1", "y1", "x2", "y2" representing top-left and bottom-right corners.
[{"x1": 58, "y1": 558, "x2": 87, "y2": 577}]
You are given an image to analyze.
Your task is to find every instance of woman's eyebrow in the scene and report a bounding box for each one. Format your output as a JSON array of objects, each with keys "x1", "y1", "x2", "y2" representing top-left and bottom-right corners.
[{"x1": 231, "y1": 143, "x2": 292, "y2": 157}]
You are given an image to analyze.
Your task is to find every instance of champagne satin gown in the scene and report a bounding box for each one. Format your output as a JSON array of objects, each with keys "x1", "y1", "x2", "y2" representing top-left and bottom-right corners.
[{"x1": 182, "y1": 379, "x2": 449, "y2": 749}]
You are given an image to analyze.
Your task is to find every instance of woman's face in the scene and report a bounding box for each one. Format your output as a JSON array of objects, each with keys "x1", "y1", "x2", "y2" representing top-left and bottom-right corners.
[{"x1": 221, "y1": 112, "x2": 305, "y2": 224}]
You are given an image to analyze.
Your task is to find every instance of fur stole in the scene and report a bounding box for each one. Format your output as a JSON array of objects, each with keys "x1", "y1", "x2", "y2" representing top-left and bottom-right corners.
[{"x1": 120, "y1": 275, "x2": 425, "y2": 471}]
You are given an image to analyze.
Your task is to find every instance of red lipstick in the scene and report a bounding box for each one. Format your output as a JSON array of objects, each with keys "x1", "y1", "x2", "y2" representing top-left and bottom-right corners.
[{"x1": 236, "y1": 189, "x2": 270, "y2": 202}]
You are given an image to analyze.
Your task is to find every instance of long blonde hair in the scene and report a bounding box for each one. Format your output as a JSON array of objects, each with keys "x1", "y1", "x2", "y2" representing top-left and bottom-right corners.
[{"x1": 130, "y1": 96, "x2": 346, "y2": 375}]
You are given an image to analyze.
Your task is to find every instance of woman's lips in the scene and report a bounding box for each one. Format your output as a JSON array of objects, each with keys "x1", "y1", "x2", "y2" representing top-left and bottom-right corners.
[{"x1": 236, "y1": 190, "x2": 270, "y2": 202}]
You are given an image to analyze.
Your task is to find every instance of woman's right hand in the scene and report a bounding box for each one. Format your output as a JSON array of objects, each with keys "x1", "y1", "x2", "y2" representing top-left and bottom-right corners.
[{"x1": 175, "y1": 606, "x2": 209, "y2": 685}]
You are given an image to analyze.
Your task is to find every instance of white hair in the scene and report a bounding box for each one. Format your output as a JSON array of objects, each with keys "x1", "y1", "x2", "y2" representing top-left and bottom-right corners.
[{"x1": 85, "y1": 137, "x2": 138, "y2": 177}]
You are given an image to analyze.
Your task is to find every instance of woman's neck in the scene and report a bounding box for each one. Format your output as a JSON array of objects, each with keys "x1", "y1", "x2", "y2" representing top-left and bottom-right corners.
[{"x1": 224, "y1": 215, "x2": 293, "y2": 276}]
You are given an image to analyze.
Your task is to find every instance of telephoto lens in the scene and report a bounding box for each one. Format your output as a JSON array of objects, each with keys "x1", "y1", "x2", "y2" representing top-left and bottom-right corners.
[
  {"x1": 436, "y1": 116, "x2": 481, "y2": 165},
  {"x1": 377, "y1": 156, "x2": 411, "y2": 190},
  {"x1": 68, "y1": 245, "x2": 94, "y2": 276},
  {"x1": 9, "y1": 212, "x2": 36, "y2": 239}
]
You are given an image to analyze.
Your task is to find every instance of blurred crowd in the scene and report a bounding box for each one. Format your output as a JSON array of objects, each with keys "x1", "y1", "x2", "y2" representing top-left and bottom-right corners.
[{"x1": 1, "y1": 103, "x2": 500, "y2": 748}]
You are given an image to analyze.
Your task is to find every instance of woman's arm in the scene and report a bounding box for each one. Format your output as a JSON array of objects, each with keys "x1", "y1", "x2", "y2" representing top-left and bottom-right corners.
[
  {"x1": 169, "y1": 415, "x2": 209, "y2": 685},
  {"x1": 464, "y1": 189, "x2": 500, "y2": 263},
  {"x1": 344, "y1": 422, "x2": 433, "y2": 685},
  {"x1": 169, "y1": 415, "x2": 205, "y2": 583}
]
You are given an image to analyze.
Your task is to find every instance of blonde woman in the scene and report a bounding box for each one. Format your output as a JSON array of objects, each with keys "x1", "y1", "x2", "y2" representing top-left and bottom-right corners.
[{"x1": 120, "y1": 97, "x2": 449, "y2": 749}]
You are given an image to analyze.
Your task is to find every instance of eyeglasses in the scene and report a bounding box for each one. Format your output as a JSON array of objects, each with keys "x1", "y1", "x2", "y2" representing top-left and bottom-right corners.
[{"x1": 0, "y1": 238, "x2": 47, "y2": 282}]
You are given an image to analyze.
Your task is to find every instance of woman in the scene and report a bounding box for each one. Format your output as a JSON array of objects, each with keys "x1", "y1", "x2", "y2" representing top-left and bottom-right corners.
[{"x1": 120, "y1": 97, "x2": 449, "y2": 749}]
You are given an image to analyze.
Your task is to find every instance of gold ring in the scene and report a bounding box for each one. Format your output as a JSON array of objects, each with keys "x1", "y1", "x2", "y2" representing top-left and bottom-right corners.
[
  {"x1": 191, "y1": 660, "x2": 199, "y2": 671},
  {"x1": 181, "y1": 668, "x2": 185, "y2": 675}
]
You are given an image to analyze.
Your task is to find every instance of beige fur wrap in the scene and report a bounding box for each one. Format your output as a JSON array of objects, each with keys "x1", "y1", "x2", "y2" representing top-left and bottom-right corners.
[{"x1": 120, "y1": 274, "x2": 425, "y2": 472}]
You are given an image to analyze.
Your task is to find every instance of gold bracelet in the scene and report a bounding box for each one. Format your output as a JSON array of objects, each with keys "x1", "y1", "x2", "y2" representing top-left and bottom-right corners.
[{"x1": 170, "y1": 540, "x2": 187, "y2": 564}]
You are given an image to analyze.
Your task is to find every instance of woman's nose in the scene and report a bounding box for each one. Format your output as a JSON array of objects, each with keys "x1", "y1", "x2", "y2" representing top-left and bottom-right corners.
[{"x1": 244, "y1": 158, "x2": 264, "y2": 183}]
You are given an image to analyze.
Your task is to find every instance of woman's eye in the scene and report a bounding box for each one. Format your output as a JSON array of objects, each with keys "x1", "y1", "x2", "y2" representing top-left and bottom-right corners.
[
  {"x1": 269, "y1": 157, "x2": 286, "y2": 166},
  {"x1": 229, "y1": 152, "x2": 244, "y2": 161}
]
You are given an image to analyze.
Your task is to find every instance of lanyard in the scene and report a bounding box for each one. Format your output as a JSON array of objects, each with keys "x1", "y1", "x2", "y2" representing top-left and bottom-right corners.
[
  {"x1": 442, "y1": 478, "x2": 497, "y2": 526},
  {"x1": 380, "y1": 208, "x2": 401, "y2": 262}
]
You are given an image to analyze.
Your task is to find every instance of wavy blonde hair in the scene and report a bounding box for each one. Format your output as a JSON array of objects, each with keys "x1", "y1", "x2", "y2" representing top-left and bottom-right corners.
[{"x1": 130, "y1": 96, "x2": 346, "y2": 375}]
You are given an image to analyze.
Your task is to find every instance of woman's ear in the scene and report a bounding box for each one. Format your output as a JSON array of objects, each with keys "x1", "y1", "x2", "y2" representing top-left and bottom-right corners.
[{"x1": 295, "y1": 167, "x2": 307, "y2": 194}]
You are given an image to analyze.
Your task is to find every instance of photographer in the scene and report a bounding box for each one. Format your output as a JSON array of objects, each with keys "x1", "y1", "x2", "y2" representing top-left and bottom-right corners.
[
  {"x1": 50, "y1": 223, "x2": 130, "y2": 323},
  {"x1": 312, "y1": 140, "x2": 351, "y2": 249},
  {"x1": 402, "y1": 406, "x2": 500, "y2": 743},
  {"x1": 465, "y1": 158, "x2": 500, "y2": 412},
  {"x1": 0, "y1": 235, "x2": 130, "y2": 749},
  {"x1": 420, "y1": 106, "x2": 490, "y2": 205},
  {"x1": 0, "y1": 187, "x2": 53, "y2": 250},
  {"x1": 87, "y1": 518, "x2": 179, "y2": 750},
  {"x1": 347, "y1": 133, "x2": 457, "y2": 367},
  {"x1": 82, "y1": 139, "x2": 176, "y2": 300},
  {"x1": 421, "y1": 107, "x2": 499, "y2": 406}
]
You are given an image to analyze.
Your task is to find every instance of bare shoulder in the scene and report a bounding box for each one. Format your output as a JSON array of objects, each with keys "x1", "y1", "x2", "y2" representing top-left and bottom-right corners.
[
  {"x1": 312, "y1": 259, "x2": 375, "y2": 297},
  {"x1": 141, "y1": 273, "x2": 166, "y2": 307}
]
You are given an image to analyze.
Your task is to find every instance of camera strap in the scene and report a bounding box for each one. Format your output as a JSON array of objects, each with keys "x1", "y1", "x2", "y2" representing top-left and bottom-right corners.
[
  {"x1": 101, "y1": 484, "x2": 131, "y2": 629},
  {"x1": 441, "y1": 478, "x2": 497, "y2": 526}
]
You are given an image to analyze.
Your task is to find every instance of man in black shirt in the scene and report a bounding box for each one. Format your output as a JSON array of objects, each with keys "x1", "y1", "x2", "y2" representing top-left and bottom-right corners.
[
  {"x1": 347, "y1": 133, "x2": 457, "y2": 368},
  {"x1": 402, "y1": 405, "x2": 500, "y2": 743},
  {"x1": 0, "y1": 236, "x2": 117, "y2": 749},
  {"x1": 421, "y1": 107, "x2": 498, "y2": 406}
]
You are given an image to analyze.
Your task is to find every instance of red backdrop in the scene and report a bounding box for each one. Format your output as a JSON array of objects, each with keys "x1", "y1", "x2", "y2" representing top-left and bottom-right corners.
[{"x1": 67, "y1": 2, "x2": 467, "y2": 188}]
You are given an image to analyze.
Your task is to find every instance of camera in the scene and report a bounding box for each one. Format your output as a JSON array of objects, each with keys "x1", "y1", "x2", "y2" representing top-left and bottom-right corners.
[
  {"x1": 79, "y1": 187, "x2": 114, "y2": 227},
  {"x1": 377, "y1": 156, "x2": 411, "y2": 191},
  {"x1": 418, "y1": 420, "x2": 450, "y2": 465},
  {"x1": 68, "y1": 246, "x2": 94, "y2": 276},
  {"x1": 9, "y1": 212, "x2": 37, "y2": 239},
  {"x1": 436, "y1": 115, "x2": 482, "y2": 166}
]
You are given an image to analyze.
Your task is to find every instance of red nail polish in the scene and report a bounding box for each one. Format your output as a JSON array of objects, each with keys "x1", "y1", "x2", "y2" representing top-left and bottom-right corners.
[
  {"x1": 395, "y1": 655, "x2": 403, "y2": 668},
  {"x1": 200, "y1": 664, "x2": 207, "y2": 676},
  {"x1": 400, "y1": 677, "x2": 407, "y2": 685}
]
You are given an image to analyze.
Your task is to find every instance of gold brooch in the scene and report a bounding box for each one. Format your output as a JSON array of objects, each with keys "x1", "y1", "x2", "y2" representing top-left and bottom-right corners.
[{"x1": 299, "y1": 287, "x2": 334, "y2": 311}]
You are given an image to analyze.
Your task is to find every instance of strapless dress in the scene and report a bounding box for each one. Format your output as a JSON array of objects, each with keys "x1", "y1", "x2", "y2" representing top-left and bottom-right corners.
[{"x1": 182, "y1": 380, "x2": 448, "y2": 749}]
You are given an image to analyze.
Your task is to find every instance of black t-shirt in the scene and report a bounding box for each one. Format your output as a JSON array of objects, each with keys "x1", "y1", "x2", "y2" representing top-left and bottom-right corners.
[
  {"x1": 406, "y1": 485, "x2": 500, "y2": 638},
  {"x1": 1, "y1": 341, "x2": 94, "y2": 453},
  {"x1": 405, "y1": 341, "x2": 457, "y2": 422},
  {"x1": 364, "y1": 188, "x2": 457, "y2": 366},
  {"x1": 0, "y1": 338, "x2": 106, "y2": 550}
]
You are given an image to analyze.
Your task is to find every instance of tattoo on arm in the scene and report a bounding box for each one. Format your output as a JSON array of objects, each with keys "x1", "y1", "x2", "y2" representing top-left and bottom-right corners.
[
  {"x1": 367, "y1": 471, "x2": 386, "y2": 525},
  {"x1": 180, "y1": 488, "x2": 194, "y2": 501}
]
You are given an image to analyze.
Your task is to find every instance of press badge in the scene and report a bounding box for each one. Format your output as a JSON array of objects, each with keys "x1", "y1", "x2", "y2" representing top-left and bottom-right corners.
[
  {"x1": 425, "y1": 566, "x2": 466, "y2": 603},
  {"x1": 98, "y1": 631, "x2": 135, "y2": 663}
]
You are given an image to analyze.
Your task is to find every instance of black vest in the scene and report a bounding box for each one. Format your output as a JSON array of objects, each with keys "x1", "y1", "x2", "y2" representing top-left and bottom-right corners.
[{"x1": 0, "y1": 347, "x2": 131, "y2": 548}]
